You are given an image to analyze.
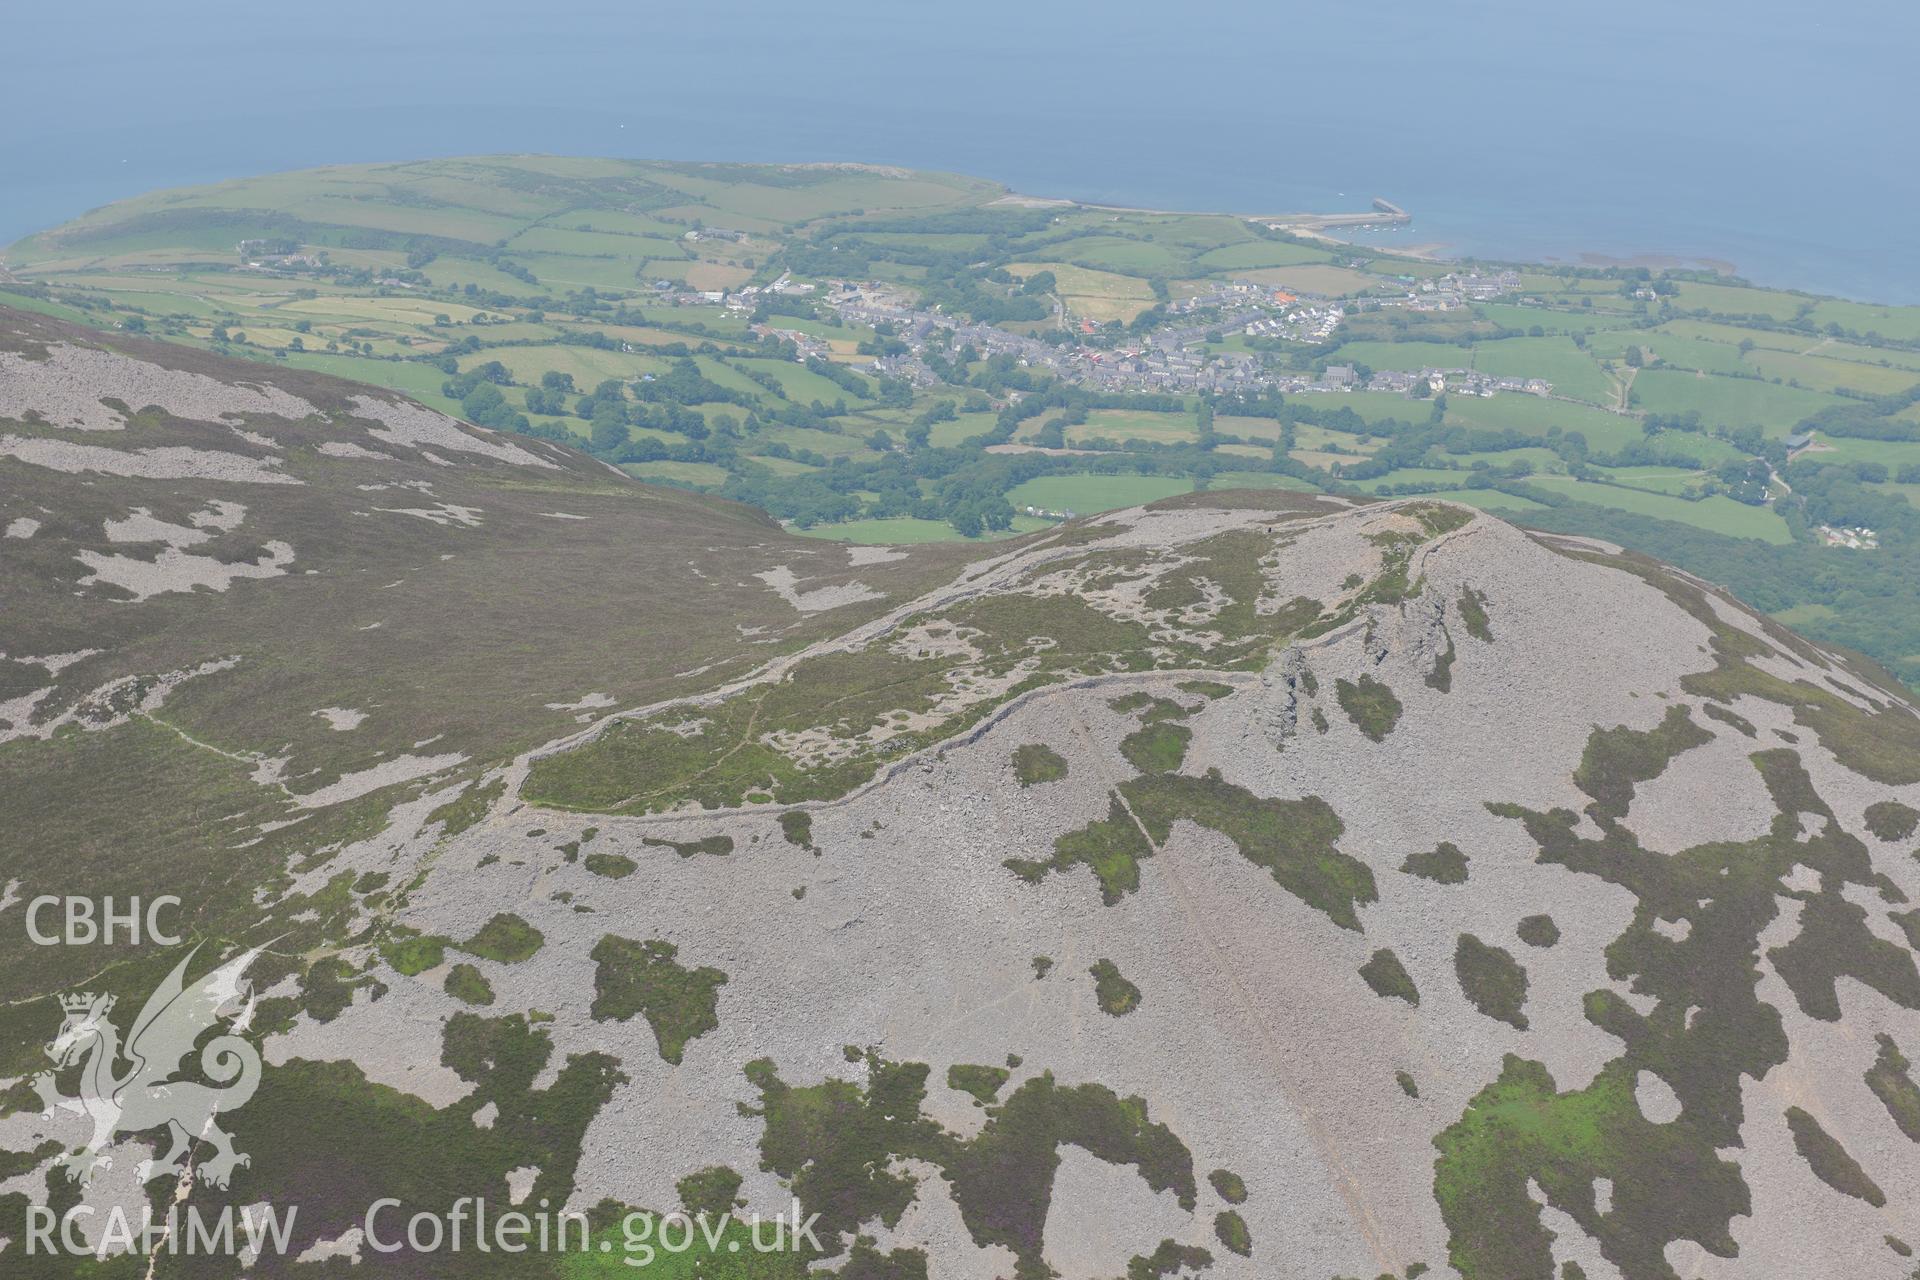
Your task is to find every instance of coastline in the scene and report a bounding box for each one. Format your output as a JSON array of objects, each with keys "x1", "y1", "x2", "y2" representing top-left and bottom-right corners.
[{"x1": 996, "y1": 188, "x2": 1749, "y2": 281}]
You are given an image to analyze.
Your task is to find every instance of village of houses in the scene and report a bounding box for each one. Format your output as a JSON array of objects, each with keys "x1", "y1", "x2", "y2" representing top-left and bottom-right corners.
[{"x1": 662, "y1": 263, "x2": 1554, "y2": 404}]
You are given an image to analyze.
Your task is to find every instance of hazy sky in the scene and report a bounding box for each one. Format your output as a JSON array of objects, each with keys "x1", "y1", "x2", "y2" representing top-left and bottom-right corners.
[{"x1": 5, "y1": 0, "x2": 1915, "y2": 297}]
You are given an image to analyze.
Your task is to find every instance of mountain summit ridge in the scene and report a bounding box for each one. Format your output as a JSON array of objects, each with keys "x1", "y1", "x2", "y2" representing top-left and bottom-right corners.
[{"x1": 2, "y1": 305, "x2": 1919, "y2": 1278}]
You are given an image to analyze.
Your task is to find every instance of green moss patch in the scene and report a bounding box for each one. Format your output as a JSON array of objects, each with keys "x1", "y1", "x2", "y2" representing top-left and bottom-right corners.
[
  {"x1": 1107, "y1": 692, "x2": 1193, "y2": 722},
  {"x1": 461, "y1": 912, "x2": 544, "y2": 963},
  {"x1": 742, "y1": 1052, "x2": 1194, "y2": 1274},
  {"x1": 948, "y1": 1063, "x2": 1011, "y2": 1105},
  {"x1": 1516, "y1": 915, "x2": 1561, "y2": 948},
  {"x1": 445, "y1": 962, "x2": 495, "y2": 1006},
  {"x1": 1866, "y1": 1034, "x2": 1920, "y2": 1142},
  {"x1": 1126, "y1": 1240, "x2": 1214, "y2": 1278},
  {"x1": 1865, "y1": 800, "x2": 1920, "y2": 842},
  {"x1": 1005, "y1": 792, "x2": 1154, "y2": 905},
  {"x1": 1178, "y1": 680, "x2": 1235, "y2": 700},
  {"x1": 1434, "y1": 1057, "x2": 1743, "y2": 1280},
  {"x1": 589, "y1": 934, "x2": 728, "y2": 1064},
  {"x1": 1120, "y1": 723, "x2": 1192, "y2": 774},
  {"x1": 1213, "y1": 1209, "x2": 1252, "y2": 1257},
  {"x1": 1207, "y1": 1168, "x2": 1247, "y2": 1204},
  {"x1": 1785, "y1": 1106, "x2": 1885, "y2": 1206},
  {"x1": 1361, "y1": 948, "x2": 1420, "y2": 1005},
  {"x1": 584, "y1": 851, "x2": 637, "y2": 878},
  {"x1": 1468, "y1": 742, "x2": 1920, "y2": 1279},
  {"x1": 379, "y1": 926, "x2": 452, "y2": 976},
  {"x1": 1402, "y1": 841, "x2": 1470, "y2": 884},
  {"x1": 133, "y1": 1011, "x2": 621, "y2": 1279},
  {"x1": 676, "y1": 1165, "x2": 744, "y2": 1217},
  {"x1": 1335, "y1": 675, "x2": 1402, "y2": 742},
  {"x1": 643, "y1": 834, "x2": 735, "y2": 858},
  {"x1": 1701, "y1": 703, "x2": 1755, "y2": 737},
  {"x1": 1426, "y1": 625, "x2": 1457, "y2": 693},
  {"x1": 428, "y1": 776, "x2": 505, "y2": 838},
  {"x1": 1012, "y1": 743, "x2": 1070, "y2": 786},
  {"x1": 1455, "y1": 934, "x2": 1529, "y2": 1029},
  {"x1": 780, "y1": 809, "x2": 819, "y2": 853},
  {"x1": 1122, "y1": 770, "x2": 1376, "y2": 930},
  {"x1": 1573, "y1": 705, "x2": 1711, "y2": 822},
  {"x1": 1458, "y1": 587, "x2": 1493, "y2": 641},
  {"x1": 1090, "y1": 959, "x2": 1142, "y2": 1016}
]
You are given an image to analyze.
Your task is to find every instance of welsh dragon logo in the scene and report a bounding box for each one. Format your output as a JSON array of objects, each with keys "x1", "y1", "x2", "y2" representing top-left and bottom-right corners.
[{"x1": 34, "y1": 944, "x2": 263, "y2": 1189}]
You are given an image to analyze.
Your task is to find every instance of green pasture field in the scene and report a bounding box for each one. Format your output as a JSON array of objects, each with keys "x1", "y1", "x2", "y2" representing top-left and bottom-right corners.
[
  {"x1": 1799, "y1": 436, "x2": 1920, "y2": 471},
  {"x1": 1805, "y1": 299, "x2": 1920, "y2": 343},
  {"x1": 558, "y1": 209, "x2": 690, "y2": 239},
  {"x1": 460, "y1": 345, "x2": 665, "y2": 387},
  {"x1": 1523, "y1": 474, "x2": 1793, "y2": 543},
  {"x1": 1591, "y1": 466, "x2": 1708, "y2": 496},
  {"x1": 1120, "y1": 213, "x2": 1264, "y2": 250},
  {"x1": 1651, "y1": 318, "x2": 1808, "y2": 351},
  {"x1": 654, "y1": 168, "x2": 995, "y2": 221},
  {"x1": 1302, "y1": 392, "x2": 1433, "y2": 428},
  {"x1": 640, "y1": 306, "x2": 755, "y2": 338},
  {"x1": 1473, "y1": 303, "x2": 1640, "y2": 334},
  {"x1": 1742, "y1": 347, "x2": 1919, "y2": 395},
  {"x1": 1287, "y1": 422, "x2": 1380, "y2": 452},
  {"x1": 733, "y1": 357, "x2": 872, "y2": 403},
  {"x1": 1584, "y1": 331, "x2": 1748, "y2": 376},
  {"x1": 1063, "y1": 409, "x2": 1196, "y2": 446},
  {"x1": 1033, "y1": 234, "x2": 1191, "y2": 274},
  {"x1": 1438, "y1": 394, "x2": 1642, "y2": 451},
  {"x1": 1671, "y1": 280, "x2": 1809, "y2": 322},
  {"x1": 923, "y1": 411, "x2": 999, "y2": 447},
  {"x1": 504, "y1": 225, "x2": 687, "y2": 259},
  {"x1": 281, "y1": 295, "x2": 502, "y2": 327},
  {"x1": 514, "y1": 252, "x2": 654, "y2": 293},
  {"x1": 1808, "y1": 339, "x2": 1920, "y2": 372},
  {"x1": 1195, "y1": 241, "x2": 1335, "y2": 271},
  {"x1": 0, "y1": 287, "x2": 97, "y2": 324},
  {"x1": 1629, "y1": 369, "x2": 1841, "y2": 433},
  {"x1": 1471, "y1": 335, "x2": 1616, "y2": 406}
]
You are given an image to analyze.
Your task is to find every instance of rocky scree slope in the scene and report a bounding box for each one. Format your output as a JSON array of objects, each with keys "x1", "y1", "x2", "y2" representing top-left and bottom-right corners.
[{"x1": 3, "y1": 307, "x2": 1920, "y2": 1279}]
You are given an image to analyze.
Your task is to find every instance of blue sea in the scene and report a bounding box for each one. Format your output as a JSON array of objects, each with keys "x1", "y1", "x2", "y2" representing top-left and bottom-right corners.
[{"x1": 3, "y1": 0, "x2": 1915, "y2": 302}]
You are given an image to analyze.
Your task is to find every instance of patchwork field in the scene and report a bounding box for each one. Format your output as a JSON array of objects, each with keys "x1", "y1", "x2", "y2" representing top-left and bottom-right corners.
[{"x1": 8, "y1": 153, "x2": 1920, "y2": 679}]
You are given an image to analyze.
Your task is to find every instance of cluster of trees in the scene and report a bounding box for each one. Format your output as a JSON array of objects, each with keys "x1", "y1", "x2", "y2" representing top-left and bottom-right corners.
[
  {"x1": 917, "y1": 266, "x2": 1051, "y2": 324},
  {"x1": 1784, "y1": 459, "x2": 1918, "y2": 534},
  {"x1": 634, "y1": 357, "x2": 750, "y2": 408},
  {"x1": 1710, "y1": 458, "x2": 1774, "y2": 505},
  {"x1": 1795, "y1": 386, "x2": 1920, "y2": 441}
]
